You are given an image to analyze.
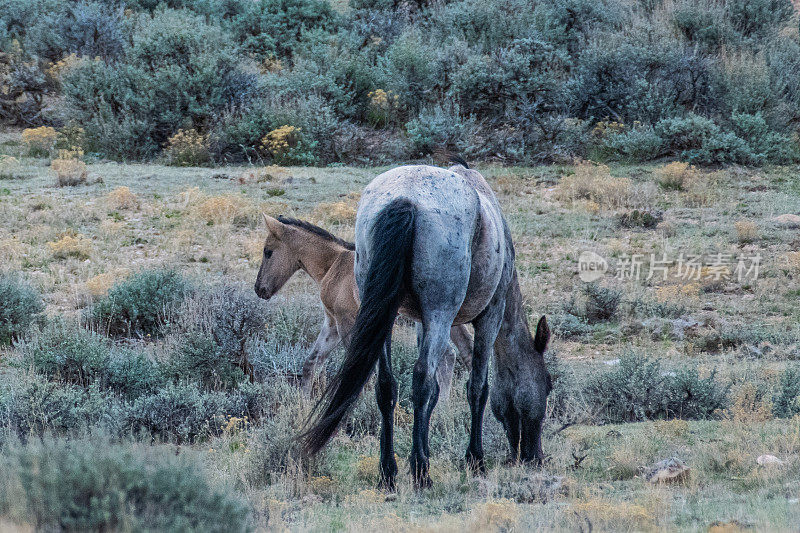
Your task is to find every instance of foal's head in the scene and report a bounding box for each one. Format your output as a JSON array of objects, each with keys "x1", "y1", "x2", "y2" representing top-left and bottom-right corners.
[{"x1": 254, "y1": 215, "x2": 302, "y2": 300}]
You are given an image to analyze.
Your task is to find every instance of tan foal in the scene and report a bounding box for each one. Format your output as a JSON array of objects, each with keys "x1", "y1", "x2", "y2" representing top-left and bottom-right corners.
[{"x1": 254, "y1": 214, "x2": 473, "y2": 397}]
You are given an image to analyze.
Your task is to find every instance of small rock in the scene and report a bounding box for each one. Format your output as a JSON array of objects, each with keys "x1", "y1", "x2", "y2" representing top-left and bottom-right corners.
[
  {"x1": 772, "y1": 214, "x2": 800, "y2": 229},
  {"x1": 604, "y1": 359, "x2": 620, "y2": 366},
  {"x1": 646, "y1": 458, "x2": 690, "y2": 484},
  {"x1": 756, "y1": 454, "x2": 783, "y2": 466}
]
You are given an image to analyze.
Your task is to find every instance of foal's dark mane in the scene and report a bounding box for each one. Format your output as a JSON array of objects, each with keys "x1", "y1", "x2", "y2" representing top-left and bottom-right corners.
[{"x1": 277, "y1": 216, "x2": 356, "y2": 251}]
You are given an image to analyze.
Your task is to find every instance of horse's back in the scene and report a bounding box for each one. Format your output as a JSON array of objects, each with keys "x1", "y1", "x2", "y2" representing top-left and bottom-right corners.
[{"x1": 356, "y1": 165, "x2": 508, "y2": 324}]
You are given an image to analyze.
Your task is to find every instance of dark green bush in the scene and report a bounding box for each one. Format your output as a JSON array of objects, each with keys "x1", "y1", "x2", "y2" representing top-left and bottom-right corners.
[
  {"x1": 405, "y1": 104, "x2": 471, "y2": 156},
  {"x1": 227, "y1": 0, "x2": 339, "y2": 60},
  {"x1": 585, "y1": 353, "x2": 665, "y2": 422},
  {"x1": 89, "y1": 270, "x2": 190, "y2": 337},
  {"x1": 106, "y1": 349, "x2": 164, "y2": 399},
  {"x1": 0, "y1": 437, "x2": 250, "y2": 531},
  {"x1": 26, "y1": 321, "x2": 109, "y2": 387},
  {"x1": 122, "y1": 382, "x2": 260, "y2": 442},
  {"x1": 0, "y1": 274, "x2": 44, "y2": 345},
  {"x1": 582, "y1": 283, "x2": 621, "y2": 323},
  {"x1": 585, "y1": 352, "x2": 728, "y2": 423},
  {"x1": 180, "y1": 284, "x2": 269, "y2": 376},
  {"x1": 773, "y1": 366, "x2": 800, "y2": 418},
  {"x1": 0, "y1": 375, "x2": 115, "y2": 435},
  {"x1": 61, "y1": 8, "x2": 259, "y2": 159},
  {"x1": 726, "y1": 0, "x2": 793, "y2": 40},
  {"x1": 598, "y1": 126, "x2": 664, "y2": 161},
  {"x1": 663, "y1": 367, "x2": 728, "y2": 419},
  {"x1": 23, "y1": 1, "x2": 126, "y2": 62},
  {"x1": 164, "y1": 332, "x2": 247, "y2": 391}
]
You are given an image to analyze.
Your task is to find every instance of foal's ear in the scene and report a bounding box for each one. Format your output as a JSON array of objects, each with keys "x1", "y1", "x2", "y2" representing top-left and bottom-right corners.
[
  {"x1": 534, "y1": 315, "x2": 550, "y2": 353},
  {"x1": 262, "y1": 214, "x2": 284, "y2": 239}
]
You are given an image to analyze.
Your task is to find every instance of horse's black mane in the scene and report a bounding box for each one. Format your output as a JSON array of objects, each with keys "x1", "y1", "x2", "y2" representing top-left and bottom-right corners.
[{"x1": 277, "y1": 216, "x2": 356, "y2": 250}]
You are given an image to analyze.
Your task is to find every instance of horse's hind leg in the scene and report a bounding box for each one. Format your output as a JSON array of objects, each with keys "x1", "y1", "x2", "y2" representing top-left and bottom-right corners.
[
  {"x1": 300, "y1": 313, "x2": 341, "y2": 395},
  {"x1": 410, "y1": 314, "x2": 451, "y2": 487},
  {"x1": 465, "y1": 298, "x2": 504, "y2": 472},
  {"x1": 376, "y1": 328, "x2": 398, "y2": 490}
]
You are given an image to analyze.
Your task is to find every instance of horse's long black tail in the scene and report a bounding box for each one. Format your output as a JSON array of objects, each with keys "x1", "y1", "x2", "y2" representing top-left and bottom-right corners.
[{"x1": 301, "y1": 198, "x2": 416, "y2": 455}]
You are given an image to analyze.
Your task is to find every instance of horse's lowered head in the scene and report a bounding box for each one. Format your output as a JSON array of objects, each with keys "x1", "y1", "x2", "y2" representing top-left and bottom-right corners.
[
  {"x1": 491, "y1": 311, "x2": 553, "y2": 465},
  {"x1": 254, "y1": 214, "x2": 302, "y2": 300}
]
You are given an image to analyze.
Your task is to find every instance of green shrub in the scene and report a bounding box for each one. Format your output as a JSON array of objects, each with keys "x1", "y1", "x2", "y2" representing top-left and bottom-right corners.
[
  {"x1": 23, "y1": 1, "x2": 126, "y2": 62},
  {"x1": 726, "y1": 0, "x2": 793, "y2": 40},
  {"x1": 0, "y1": 437, "x2": 250, "y2": 531},
  {"x1": 106, "y1": 349, "x2": 165, "y2": 399},
  {"x1": 227, "y1": 0, "x2": 338, "y2": 60},
  {"x1": 89, "y1": 270, "x2": 190, "y2": 337},
  {"x1": 582, "y1": 283, "x2": 621, "y2": 323},
  {"x1": 0, "y1": 375, "x2": 115, "y2": 435},
  {"x1": 663, "y1": 367, "x2": 728, "y2": 419},
  {"x1": 585, "y1": 352, "x2": 665, "y2": 422},
  {"x1": 0, "y1": 274, "x2": 44, "y2": 345},
  {"x1": 122, "y1": 382, "x2": 261, "y2": 442},
  {"x1": 61, "y1": 8, "x2": 259, "y2": 159},
  {"x1": 549, "y1": 312, "x2": 594, "y2": 339},
  {"x1": 181, "y1": 285, "x2": 269, "y2": 376},
  {"x1": 598, "y1": 126, "x2": 664, "y2": 161},
  {"x1": 405, "y1": 103, "x2": 470, "y2": 155},
  {"x1": 25, "y1": 321, "x2": 109, "y2": 387},
  {"x1": 164, "y1": 332, "x2": 247, "y2": 391},
  {"x1": 585, "y1": 353, "x2": 728, "y2": 423},
  {"x1": 773, "y1": 366, "x2": 800, "y2": 418},
  {"x1": 655, "y1": 114, "x2": 757, "y2": 165}
]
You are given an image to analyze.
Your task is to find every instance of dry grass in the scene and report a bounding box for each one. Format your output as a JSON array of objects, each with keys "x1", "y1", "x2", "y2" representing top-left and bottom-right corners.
[
  {"x1": 105, "y1": 186, "x2": 139, "y2": 210},
  {"x1": 312, "y1": 200, "x2": 357, "y2": 224},
  {"x1": 51, "y1": 158, "x2": 88, "y2": 186},
  {"x1": 195, "y1": 195, "x2": 249, "y2": 225},
  {"x1": 84, "y1": 270, "x2": 129, "y2": 298},
  {"x1": 655, "y1": 161, "x2": 698, "y2": 190},
  {"x1": 47, "y1": 233, "x2": 92, "y2": 260},
  {"x1": 555, "y1": 162, "x2": 633, "y2": 210}
]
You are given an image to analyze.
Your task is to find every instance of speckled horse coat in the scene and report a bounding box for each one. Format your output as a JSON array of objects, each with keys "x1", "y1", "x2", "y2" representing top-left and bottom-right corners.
[{"x1": 302, "y1": 163, "x2": 552, "y2": 488}]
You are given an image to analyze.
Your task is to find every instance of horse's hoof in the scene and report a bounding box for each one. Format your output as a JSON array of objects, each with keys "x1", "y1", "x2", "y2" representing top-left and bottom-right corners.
[{"x1": 413, "y1": 474, "x2": 433, "y2": 490}]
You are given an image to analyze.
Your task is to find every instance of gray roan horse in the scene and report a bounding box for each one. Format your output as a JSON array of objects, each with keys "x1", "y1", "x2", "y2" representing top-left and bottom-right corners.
[{"x1": 302, "y1": 160, "x2": 552, "y2": 488}]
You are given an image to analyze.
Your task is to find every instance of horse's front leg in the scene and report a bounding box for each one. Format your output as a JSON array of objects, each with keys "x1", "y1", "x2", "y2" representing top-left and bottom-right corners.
[
  {"x1": 465, "y1": 301, "x2": 503, "y2": 472},
  {"x1": 410, "y1": 316, "x2": 450, "y2": 487},
  {"x1": 300, "y1": 313, "x2": 341, "y2": 395},
  {"x1": 376, "y1": 330, "x2": 398, "y2": 490}
]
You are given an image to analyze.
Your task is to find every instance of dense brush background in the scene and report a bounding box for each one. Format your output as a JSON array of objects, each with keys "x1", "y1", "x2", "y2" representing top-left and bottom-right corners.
[{"x1": 2, "y1": 0, "x2": 800, "y2": 165}]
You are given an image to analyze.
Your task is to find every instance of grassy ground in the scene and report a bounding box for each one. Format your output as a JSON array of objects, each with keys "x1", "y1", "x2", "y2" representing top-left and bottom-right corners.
[{"x1": 2, "y1": 135, "x2": 800, "y2": 530}]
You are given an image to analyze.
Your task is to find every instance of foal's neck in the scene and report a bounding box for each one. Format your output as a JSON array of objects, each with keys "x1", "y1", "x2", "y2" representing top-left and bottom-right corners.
[{"x1": 294, "y1": 235, "x2": 349, "y2": 285}]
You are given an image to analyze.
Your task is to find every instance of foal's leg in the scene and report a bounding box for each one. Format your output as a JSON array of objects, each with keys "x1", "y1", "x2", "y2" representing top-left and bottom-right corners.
[
  {"x1": 376, "y1": 329, "x2": 398, "y2": 490},
  {"x1": 410, "y1": 315, "x2": 451, "y2": 487},
  {"x1": 450, "y1": 324, "x2": 474, "y2": 370},
  {"x1": 465, "y1": 300, "x2": 504, "y2": 472},
  {"x1": 300, "y1": 313, "x2": 341, "y2": 395}
]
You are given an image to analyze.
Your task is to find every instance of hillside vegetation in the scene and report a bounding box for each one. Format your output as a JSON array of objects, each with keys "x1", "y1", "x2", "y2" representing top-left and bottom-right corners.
[{"x1": 1, "y1": 0, "x2": 800, "y2": 165}]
